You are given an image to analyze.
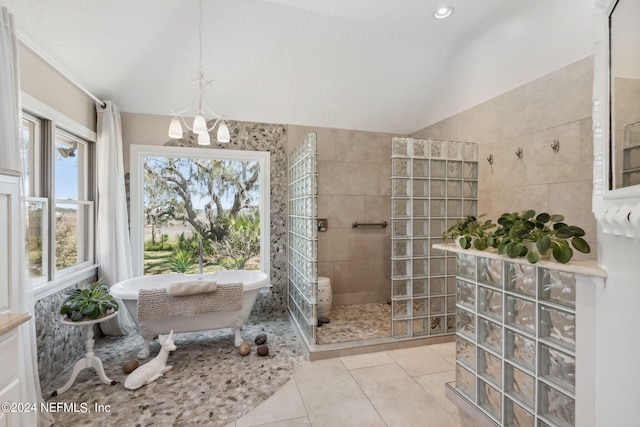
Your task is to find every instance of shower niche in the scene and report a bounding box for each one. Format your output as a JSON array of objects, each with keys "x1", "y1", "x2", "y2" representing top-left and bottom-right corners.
[{"x1": 390, "y1": 138, "x2": 479, "y2": 338}]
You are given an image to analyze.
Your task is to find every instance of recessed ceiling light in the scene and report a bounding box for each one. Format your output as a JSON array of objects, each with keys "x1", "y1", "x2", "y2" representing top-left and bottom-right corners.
[{"x1": 434, "y1": 6, "x2": 454, "y2": 20}]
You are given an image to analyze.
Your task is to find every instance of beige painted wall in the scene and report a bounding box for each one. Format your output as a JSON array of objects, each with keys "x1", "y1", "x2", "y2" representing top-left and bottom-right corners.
[
  {"x1": 19, "y1": 43, "x2": 96, "y2": 131},
  {"x1": 288, "y1": 125, "x2": 403, "y2": 305},
  {"x1": 120, "y1": 112, "x2": 175, "y2": 171},
  {"x1": 412, "y1": 56, "x2": 596, "y2": 258}
]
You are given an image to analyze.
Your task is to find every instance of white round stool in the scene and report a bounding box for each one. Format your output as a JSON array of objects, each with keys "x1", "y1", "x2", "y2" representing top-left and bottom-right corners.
[{"x1": 317, "y1": 276, "x2": 332, "y2": 318}]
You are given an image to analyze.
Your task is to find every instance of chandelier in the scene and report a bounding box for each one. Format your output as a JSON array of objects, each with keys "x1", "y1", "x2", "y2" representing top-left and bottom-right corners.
[{"x1": 168, "y1": 0, "x2": 230, "y2": 145}]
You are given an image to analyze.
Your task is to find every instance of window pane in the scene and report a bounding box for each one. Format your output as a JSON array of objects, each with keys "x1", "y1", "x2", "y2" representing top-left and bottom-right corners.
[
  {"x1": 25, "y1": 200, "x2": 47, "y2": 280},
  {"x1": 55, "y1": 202, "x2": 92, "y2": 271},
  {"x1": 55, "y1": 133, "x2": 84, "y2": 201},
  {"x1": 142, "y1": 156, "x2": 261, "y2": 275},
  {"x1": 55, "y1": 204, "x2": 78, "y2": 269},
  {"x1": 20, "y1": 118, "x2": 37, "y2": 196}
]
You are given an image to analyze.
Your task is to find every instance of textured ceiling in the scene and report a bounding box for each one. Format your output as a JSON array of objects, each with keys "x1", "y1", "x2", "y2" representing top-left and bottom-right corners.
[{"x1": 0, "y1": 0, "x2": 594, "y2": 134}]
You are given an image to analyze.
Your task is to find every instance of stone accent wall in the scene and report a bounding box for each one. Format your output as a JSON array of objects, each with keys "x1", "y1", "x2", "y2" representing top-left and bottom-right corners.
[
  {"x1": 35, "y1": 276, "x2": 96, "y2": 391},
  {"x1": 164, "y1": 120, "x2": 288, "y2": 314}
]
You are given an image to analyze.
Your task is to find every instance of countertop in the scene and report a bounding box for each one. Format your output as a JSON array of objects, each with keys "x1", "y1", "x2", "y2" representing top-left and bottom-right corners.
[
  {"x1": 433, "y1": 243, "x2": 608, "y2": 279},
  {"x1": 0, "y1": 312, "x2": 32, "y2": 336}
]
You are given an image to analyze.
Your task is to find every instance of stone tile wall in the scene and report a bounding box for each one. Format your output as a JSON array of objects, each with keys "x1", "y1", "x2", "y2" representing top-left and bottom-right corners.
[
  {"x1": 287, "y1": 125, "x2": 403, "y2": 305},
  {"x1": 35, "y1": 276, "x2": 96, "y2": 390},
  {"x1": 411, "y1": 56, "x2": 597, "y2": 256},
  {"x1": 162, "y1": 121, "x2": 288, "y2": 314}
]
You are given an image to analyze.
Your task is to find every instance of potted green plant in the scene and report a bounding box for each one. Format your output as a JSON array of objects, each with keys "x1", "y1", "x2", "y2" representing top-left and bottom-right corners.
[
  {"x1": 495, "y1": 210, "x2": 590, "y2": 264},
  {"x1": 60, "y1": 282, "x2": 119, "y2": 322},
  {"x1": 443, "y1": 214, "x2": 497, "y2": 250}
]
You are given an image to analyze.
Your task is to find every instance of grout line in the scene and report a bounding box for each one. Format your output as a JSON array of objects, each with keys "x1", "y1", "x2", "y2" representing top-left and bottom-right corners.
[
  {"x1": 290, "y1": 377, "x2": 312, "y2": 425},
  {"x1": 339, "y1": 356, "x2": 391, "y2": 427}
]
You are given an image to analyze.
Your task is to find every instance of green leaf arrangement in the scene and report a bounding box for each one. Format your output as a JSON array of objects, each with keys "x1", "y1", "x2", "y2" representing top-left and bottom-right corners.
[
  {"x1": 494, "y1": 210, "x2": 590, "y2": 264},
  {"x1": 60, "y1": 282, "x2": 119, "y2": 322},
  {"x1": 442, "y1": 214, "x2": 498, "y2": 250}
]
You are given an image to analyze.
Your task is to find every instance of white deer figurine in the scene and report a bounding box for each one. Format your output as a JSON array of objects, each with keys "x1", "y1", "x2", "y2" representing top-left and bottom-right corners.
[{"x1": 124, "y1": 330, "x2": 177, "y2": 390}]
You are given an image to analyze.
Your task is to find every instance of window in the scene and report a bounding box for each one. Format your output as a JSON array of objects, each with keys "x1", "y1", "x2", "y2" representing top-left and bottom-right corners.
[
  {"x1": 20, "y1": 111, "x2": 95, "y2": 293},
  {"x1": 130, "y1": 145, "x2": 270, "y2": 278},
  {"x1": 54, "y1": 131, "x2": 93, "y2": 271}
]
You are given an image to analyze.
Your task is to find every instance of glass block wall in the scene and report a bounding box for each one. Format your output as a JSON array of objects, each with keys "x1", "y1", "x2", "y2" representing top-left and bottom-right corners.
[
  {"x1": 287, "y1": 133, "x2": 318, "y2": 346},
  {"x1": 390, "y1": 138, "x2": 478, "y2": 338},
  {"x1": 455, "y1": 252, "x2": 577, "y2": 427}
]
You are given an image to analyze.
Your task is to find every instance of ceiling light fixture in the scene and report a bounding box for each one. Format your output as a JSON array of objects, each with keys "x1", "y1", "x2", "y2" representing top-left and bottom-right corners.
[
  {"x1": 434, "y1": 6, "x2": 454, "y2": 20},
  {"x1": 168, "y1": 0, "x2": 229, "y2": 144}
]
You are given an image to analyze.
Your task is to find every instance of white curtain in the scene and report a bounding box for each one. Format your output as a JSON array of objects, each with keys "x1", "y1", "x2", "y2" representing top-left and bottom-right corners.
[
  {"x1": 96, "y1": 101, "x2": 136, "y2": 335},
  {"x1": 0, "y1": 8, "x2": 20, "y2": 175},
  {"x1": 0, "y1": 7, "x2": 54, "y2": 427}
]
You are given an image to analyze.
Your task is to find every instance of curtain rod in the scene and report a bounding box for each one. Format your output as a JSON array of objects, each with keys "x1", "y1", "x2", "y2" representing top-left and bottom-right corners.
[{"x1": 19, "y1": 37, "x2": 107, "y2": 108}]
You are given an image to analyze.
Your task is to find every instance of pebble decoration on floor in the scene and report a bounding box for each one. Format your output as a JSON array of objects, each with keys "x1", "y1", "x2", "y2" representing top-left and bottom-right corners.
[
  {"x1": 317, "y1": 303, "x2": 391, "y2": 344},
  {"x1": 45, "y1": 313, "x2": 304, "y2": 426}
]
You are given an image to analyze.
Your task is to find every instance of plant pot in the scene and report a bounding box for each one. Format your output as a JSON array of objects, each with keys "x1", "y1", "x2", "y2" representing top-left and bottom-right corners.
[{"x1": 525, "y1": 242, "x2": 550, "y2": 260}]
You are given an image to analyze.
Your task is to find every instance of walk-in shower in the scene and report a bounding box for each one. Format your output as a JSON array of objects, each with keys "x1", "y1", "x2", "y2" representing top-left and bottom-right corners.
[{"x1": 287, "y1": 134, "x2": 478, "y2": 352}]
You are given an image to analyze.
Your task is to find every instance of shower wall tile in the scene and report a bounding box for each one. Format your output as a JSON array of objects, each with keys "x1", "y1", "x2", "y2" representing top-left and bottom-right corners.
[
  {"x1": 335, "y1": 291, "x2": 391, "y2": 306},
  {"x1": 379, "y1": 163, "x2": 391, "y2": 196},
  {"x1": 529, "y1": 123, "x2": 581, "y2": 185},
  {"x1": 318, "y1": 195, "x2": 365, "y2": 228},
  {"x1": 319, "y1": 161, "x2": 381, "y2": 196},
  {"x1": 289, "y1": 125, "x2": 398, "y2": 308},
  {"x1": 411, "y1": 97, "x2": 502, "y2": 145},
  {"x1": 318, "y1": 229, "x2": 350, "y2": 262},
  {"x1": 333, "y1": 259, "x2": 389, "y2": 293},
  {"x1": 579, "y1": 118, "x2": 594, "y2": 181},
  {"x1": 335, "y1": 133, "x2": 391, "y2": 164},
  {"x1": 532, "y1": 57, "x2": 593, "y2": 130},
  {"x1": 349, "y1": 231, "x2": 388, "y2": 261},
  {"x1": 318, "y1": 261, "x2": 334, "y2": 281},
  {"x1": 549, "y1": 180, "x2": 596, "y2": 259},
  {"x1": 412, "y1": 56, "x2": 596, "y2": 256},
  {"x1": 364, "y1": 196, "x2": 391, "y2": 224}
]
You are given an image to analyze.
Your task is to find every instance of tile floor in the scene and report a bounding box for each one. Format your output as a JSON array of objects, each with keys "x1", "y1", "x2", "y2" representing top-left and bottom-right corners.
[{"x1": 226, "y1": 341, "x2": 483, "y2": 427}]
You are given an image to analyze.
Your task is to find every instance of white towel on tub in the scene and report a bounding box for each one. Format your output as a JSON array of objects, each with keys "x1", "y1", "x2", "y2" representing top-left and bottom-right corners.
[
  {"x1": 137, "y1": 283, "x2": 243, "y2": 321},
  {"x1": 167, "y1": 279, "x2": 218, "y2": 296}
]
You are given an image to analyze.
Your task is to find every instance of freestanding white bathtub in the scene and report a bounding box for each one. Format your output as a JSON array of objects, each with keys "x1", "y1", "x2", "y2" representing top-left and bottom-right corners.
[{"x1": 111, "y1": 270, "x2": 270, "y2": 359}]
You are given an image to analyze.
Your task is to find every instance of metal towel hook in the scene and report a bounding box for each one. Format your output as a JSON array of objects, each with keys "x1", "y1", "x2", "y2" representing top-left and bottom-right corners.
[
  {"x1": 551, "y1": 138, "x2": 560, "y2": 152},
  {"x1": 487, "y1": 154, "x2": 494, "y2": 165},
  {"x1": 515, "y1": 147, "x2": 523, "y2": 159}
]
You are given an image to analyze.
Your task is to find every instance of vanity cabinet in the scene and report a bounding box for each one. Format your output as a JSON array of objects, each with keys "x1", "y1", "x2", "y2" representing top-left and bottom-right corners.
[
  {"x1": 434, "y1": 244, "x2": 605, "y2": 427},
  {"x1": 0, "y1": 328, "x2": 21, "y2": 426},
  {"x1": 0, "y1": 175, "x2": 32, "y2": 426}
]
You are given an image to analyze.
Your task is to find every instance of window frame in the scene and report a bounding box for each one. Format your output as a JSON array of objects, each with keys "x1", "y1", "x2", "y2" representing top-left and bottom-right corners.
[
  {"x1": 53, "y1": 129, "x2": 95, "y2": 276},
  {"x1": 129, "y1": 144, "x2": 271, "y2": 278},
  {"x1": 22, "y1": 93, "x2": 97, "y2": 300}
]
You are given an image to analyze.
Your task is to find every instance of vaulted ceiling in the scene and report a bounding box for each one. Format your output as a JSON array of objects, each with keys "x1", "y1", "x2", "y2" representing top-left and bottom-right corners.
[{"x1": 0, "y1": 0, "x2": 594, "y2": 134}]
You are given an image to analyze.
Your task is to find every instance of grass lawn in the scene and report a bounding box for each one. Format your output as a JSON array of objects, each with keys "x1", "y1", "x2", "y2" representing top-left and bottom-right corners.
[{"x1": 144, "y1": 250, "x2": 228, "y2": 275}]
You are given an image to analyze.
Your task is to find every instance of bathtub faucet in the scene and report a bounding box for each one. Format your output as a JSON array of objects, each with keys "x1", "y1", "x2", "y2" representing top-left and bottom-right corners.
[{"x1": 198, "y1": 239, "x2": 204, "y2": 275}]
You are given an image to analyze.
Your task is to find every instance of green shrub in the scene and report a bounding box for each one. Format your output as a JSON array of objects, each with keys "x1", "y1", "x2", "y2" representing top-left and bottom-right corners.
[{"x1": 169, "y1": 249, "x2": 197, "y2": 273}]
